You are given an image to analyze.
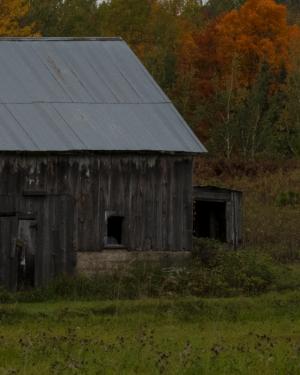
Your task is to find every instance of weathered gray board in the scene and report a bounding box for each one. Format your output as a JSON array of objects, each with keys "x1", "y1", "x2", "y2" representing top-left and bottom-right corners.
[
  {"x1": 193, "y1": 186, "x2": 243, "y2": 248},
  {"x1": 0, "y1": 153, "x2": 193, "y2": 259},
  {"x1": 0, "y1": 194, "x2": 74, "y2": 289}
]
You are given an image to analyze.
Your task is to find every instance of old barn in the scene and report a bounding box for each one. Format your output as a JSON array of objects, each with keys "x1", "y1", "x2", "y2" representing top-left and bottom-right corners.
[{"x1": 0, "y1": 37, "x2": 206, "y2": 290}]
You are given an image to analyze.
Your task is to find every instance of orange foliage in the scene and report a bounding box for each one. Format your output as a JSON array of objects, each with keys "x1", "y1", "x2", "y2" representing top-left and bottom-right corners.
[
  {"x1": 177, "y1": 0, "x2": 300, "y2": 98},
  {"x1": 215, "y1": 0, "x2": 291, "y2": 80}
]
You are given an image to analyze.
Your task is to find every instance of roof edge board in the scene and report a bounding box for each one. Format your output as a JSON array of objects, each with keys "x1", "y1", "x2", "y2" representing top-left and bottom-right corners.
[
  {"x1": 0, "y1": 149, "x2": 202, "y2": 155},
  {"x1": 0, "y1": 37, "x2": 123, "y2": 42}
]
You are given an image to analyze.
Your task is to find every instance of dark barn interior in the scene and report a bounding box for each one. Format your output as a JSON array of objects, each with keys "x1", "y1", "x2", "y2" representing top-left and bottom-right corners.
[
  {"x1": 193, "y1": 186, "x2": 243, "y2": 248},
  {"x1": 193, "y1": 200, "x2": 227, "y2": 242},
  {"x1": 107, "y1": 216, "x2": 124, "y2": 246}
]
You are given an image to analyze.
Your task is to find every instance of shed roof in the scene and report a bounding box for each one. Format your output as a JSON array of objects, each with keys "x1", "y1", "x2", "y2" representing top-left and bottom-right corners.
[
  {"x1": 0, "y1": 37, "x2": 206, "y2": 153},
  {"x1": 193, "y1": 186, "x2": 243, "y2": 194}
]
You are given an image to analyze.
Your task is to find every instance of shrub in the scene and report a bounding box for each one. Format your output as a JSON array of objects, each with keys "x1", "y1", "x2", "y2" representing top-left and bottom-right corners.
[
  {"x1": 191, "y1": 238, "x2": 281, "y2": 296},
  {"x1": 0, "y1": 240, "x2": 294, "y2": 302},
  {"x1": 0, "y1": 287, "x2": 15, "y2": 304},
  {"x1": 276, "y1": 191, "x2": 300, "y2": 207}
]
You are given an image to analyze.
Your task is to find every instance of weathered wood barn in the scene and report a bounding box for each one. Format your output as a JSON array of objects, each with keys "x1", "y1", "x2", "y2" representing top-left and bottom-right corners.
[{"x1": 0, "y1": 37, "x2": 206, "y2": 289}]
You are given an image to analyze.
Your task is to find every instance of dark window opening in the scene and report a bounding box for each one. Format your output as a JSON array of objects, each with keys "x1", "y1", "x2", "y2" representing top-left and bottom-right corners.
[
  {"x1": 106, "y1": 216, "x2": 124, "y2": 245},
  {"x1": 193, "y1": 200, "x2": 227, "y2": 242}
]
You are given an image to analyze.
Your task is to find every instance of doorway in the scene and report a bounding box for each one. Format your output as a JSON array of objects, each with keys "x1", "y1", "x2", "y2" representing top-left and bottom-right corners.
[
  {"x1": 193, "y1": 200, "x2": 227, "y2": 242},
  {"x1": 16, "y1": 219, "x2": 37, "y2": 289}
]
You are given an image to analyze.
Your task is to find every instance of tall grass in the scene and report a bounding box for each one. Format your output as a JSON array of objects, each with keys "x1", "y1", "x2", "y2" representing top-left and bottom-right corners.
[
  {"x1": 2, "y1": 238, "x2": 300, "y2": 304},
  {"x1": 194, "y1": 157, "x2": 300, "y2": 262},
  {"x1": 2, "y1": 293, "x2": 300, "y2": 374}
]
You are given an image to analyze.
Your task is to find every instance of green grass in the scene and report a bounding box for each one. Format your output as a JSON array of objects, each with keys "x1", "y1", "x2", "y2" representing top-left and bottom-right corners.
[
  {"x1": 1, "y1": 292, "x2": 300, "y2": 374},
  {"x1": 1, "y1": 159, "x2": 299, "y2": 374}
]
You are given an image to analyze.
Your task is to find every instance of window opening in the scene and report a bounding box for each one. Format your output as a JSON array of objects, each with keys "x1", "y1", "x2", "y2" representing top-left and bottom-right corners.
[{"x1": 106, "y1": 216, "x2": 124, "y2": 246}]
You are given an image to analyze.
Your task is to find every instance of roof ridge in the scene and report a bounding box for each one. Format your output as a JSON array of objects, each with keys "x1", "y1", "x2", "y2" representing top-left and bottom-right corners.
[{"x1": 0, "y1": 37, "x2": 123, "y2": 42}]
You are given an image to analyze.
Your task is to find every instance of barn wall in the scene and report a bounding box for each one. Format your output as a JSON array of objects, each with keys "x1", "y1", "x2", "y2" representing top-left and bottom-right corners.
[
  {"x1": 0, "y1": 194, "x2": 75, "y2": 289},
  {"x1": 0, "y1": 153, "x2": 193, "y2": 253}
]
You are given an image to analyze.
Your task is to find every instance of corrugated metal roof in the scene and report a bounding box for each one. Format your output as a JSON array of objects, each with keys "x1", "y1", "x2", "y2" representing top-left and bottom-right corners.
[{"x1": 0, "y1": 38, "x2": 206, "y2": 153}]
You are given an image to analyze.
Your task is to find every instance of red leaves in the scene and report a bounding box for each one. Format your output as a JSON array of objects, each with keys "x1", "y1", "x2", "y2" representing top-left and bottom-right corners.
[{"x1": 178, "y1": 0, "x2": 299, "y2": 96}]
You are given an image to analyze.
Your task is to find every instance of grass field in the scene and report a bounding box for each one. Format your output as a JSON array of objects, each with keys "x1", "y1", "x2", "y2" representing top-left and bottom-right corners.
[
  {"x1": 1, "y1": 292, "x2": 300, "y2": 374},
  {"x1": 1, "y1": 160, "x2": 299, "y2": 375}
]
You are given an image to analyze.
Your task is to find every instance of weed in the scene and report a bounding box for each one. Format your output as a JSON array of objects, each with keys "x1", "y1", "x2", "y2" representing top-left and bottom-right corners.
[
  {"x1": 1, "y1": 294, "x2": 300, "y2": 374},
  {"x1": 276, "y1": 191, "x2": 300, "y2": 207}
]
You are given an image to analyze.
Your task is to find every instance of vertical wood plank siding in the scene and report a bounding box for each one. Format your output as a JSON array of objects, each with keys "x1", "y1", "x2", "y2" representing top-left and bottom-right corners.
[{"x1": 0, "y1": 154, "x2": 193, "y2": 253}]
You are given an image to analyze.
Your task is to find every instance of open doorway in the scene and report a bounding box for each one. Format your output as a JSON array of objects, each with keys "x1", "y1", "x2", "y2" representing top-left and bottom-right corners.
[
  {"x1": 193, "y1": 200, "x2": 227, "y2": 242},
  {"x1": 16, "y1": 219, "x2": 37, "y2": 289},
  {"x1": 106, "y1": 215, "x2": 124, "y2": 246}
]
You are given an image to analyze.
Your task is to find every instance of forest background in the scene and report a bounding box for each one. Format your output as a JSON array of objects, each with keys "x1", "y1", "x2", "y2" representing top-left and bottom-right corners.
[
  {"x1": 1, "y1": 5, "x2": 300, "y2": 373},
  {"x1": 2, "y1": 0, "x2": 299, "y2": 160},
  {"x1": 0, "y1": 0, "x2": 299, "y2": 259}
]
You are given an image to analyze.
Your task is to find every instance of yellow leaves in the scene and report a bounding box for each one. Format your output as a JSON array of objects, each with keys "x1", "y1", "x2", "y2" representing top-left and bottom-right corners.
[
  {"x1": 177, "y1": 31, "x2": 198, "y2": 71},
  {"x1": 0, "y1": 0, "x2": 38, "y2": 37}
]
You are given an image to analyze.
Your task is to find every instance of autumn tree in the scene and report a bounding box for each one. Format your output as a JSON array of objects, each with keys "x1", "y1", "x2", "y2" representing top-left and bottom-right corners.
[
  {"x1": 192, "y1": 0, "x2": 295, "y2": 93},
  {"x1": 179, "y1": 0, "x2": 288, "y2": 97},
  {"x1": 174, "y1": 0, "x2": 300, "y2": 157},
  {"x1": 0, "y1": 0, "x2": 36, "y2": 36},
  {"x1": 98, "y1": 0, "x2": 199, "y2": 94},
  {"x1": 24, "y1": 0, "x2": 300, "y2": 158},
  {"x1": 98, "y1": 0, "x2": 152, "y2": 50}
]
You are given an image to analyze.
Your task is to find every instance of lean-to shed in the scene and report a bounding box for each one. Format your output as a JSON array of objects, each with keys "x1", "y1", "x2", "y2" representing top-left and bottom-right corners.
[
  {"x1": 193, "y1": 186, "x2": 243, "y2": 248},
  {"x1": 0, "y1": 37, "x2": 206, "y2": 289}
]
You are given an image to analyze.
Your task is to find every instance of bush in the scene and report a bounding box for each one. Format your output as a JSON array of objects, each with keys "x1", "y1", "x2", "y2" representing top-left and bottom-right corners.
[
  {"x1": 0, "y1": 287, "x2": 15, "y2": 304},
  {"x1": 188, "y1": 238, "x2": 281, "y2": 296},
  {"x1": 276, "y1": 191, "x2": 300, "y2": 207},
  {"x1": 0, "y1": 240, "x2": 294, "y2": 302}
]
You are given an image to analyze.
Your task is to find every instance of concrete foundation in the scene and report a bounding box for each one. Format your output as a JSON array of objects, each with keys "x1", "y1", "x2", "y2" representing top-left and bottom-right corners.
[{"x1": 76, "y1": 250, "x2": 191, "y2": 275}]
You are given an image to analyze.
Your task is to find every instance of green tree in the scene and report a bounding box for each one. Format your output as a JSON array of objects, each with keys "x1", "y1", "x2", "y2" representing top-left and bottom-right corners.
[
  {"x1": 277, "y1": 70, "x2": 300, "y2": 156},
  {"x1": 98, "y1": 0, "x2": 151, "y2": 46},
  {"x1": 205, "y1": 0, "x2": 245, "y2": 18},
  {"x1": 98, "y1": 0, "x2": 186, "y2": 93},
  {"x1": 209, "y1": 63, "x2": 286, "y2": 159},
  {"x1": 28, "y1": 0, "x2": 98, "y2": 36}
]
